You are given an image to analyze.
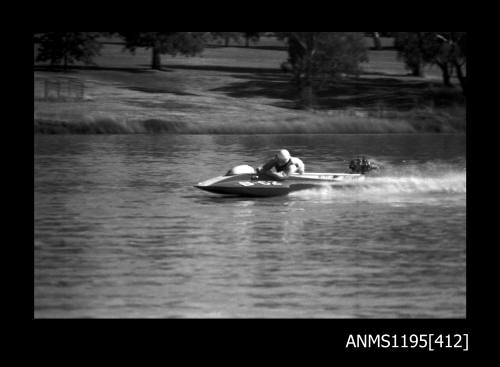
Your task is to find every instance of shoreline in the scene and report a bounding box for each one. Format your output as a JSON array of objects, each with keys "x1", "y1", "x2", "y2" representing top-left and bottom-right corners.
[
  {"x1": 34, "y1": 77, "x2": 465, "y2": 134},
  {"x1": 34, "y1": 90, "x2": 465, "y2": 134},
  {"x1": 34, "y1": 115, "x2": 466, "y2": 134}
]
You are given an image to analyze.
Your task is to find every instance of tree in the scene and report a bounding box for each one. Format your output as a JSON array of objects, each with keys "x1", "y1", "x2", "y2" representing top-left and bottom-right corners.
[
  {"x1": 436, "y1": 32, "x2": 466, "y2": 94},
  {"x1": 279, "y1": 32, "x2": 368, "y2": 108},
  {"x1": 119, "y1": 32, "x2": 206, "y2": 70},
  {"x1": 394, "y1": 32, "x2": 435, "y2": 77},
  {"x1": 210, "y1": 32, "x2": 241, "y2": 47},
  {"x1": 35, "y1": 32, "x2": 102, "y2": 69},
  {"x1": 242, "y1": 32, "x2": 261, "y2": 47},
  {"x1": 394, "y1": 32, "x2": 466, "y2": 93},
  {"x1": 453, "y1": 33, "x2": 466, "y2": 94}
]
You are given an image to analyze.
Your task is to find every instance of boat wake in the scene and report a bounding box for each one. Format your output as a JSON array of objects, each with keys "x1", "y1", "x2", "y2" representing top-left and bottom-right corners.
[{"x1": 291, "y1": 162, "x2": 466, "y2": 204}]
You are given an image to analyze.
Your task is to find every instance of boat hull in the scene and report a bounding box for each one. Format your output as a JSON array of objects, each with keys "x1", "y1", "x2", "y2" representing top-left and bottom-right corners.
[{"x1": 195, "y1": 172, "x2": 363, "y2": 197}]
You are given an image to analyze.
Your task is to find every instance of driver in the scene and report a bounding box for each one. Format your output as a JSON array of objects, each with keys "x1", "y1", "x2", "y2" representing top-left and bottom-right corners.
[{"x1": 257, "y1": 149, "x2": 305, "y2": 177}]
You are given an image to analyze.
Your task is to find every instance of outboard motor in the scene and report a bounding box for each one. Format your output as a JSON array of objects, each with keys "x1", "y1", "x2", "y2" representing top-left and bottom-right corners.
[{"x1": 349, "y1": 157, "x2": 380, "y2": 174}]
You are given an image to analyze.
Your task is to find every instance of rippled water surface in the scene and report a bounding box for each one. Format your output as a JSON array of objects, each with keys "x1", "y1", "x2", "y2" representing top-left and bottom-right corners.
[{"x1": 34, "y1": 134, "x2": 466, "y2": 318}]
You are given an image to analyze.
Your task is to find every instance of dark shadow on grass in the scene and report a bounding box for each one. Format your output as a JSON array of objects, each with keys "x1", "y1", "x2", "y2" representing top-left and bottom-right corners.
[
  {"x1": 160, "y1": 63, "x2": 300, "y2": 104},
  {"x1": 205, "y1": 44, "x2": 287, "y2": 51},
  {"x1": 210, "y1": 70, "x2": 466, "y2": 111},
  {"x1": 368, "y1": 46, "x2": 396, "y2": 51},
  {"x1": 361, "y1": 71, "x2": 418, "y2": 78},
  {"x1": 246, "y1": 45, "x2": 287, "y2": 51},
  {"x1": 225, "y1": 45, "x2": 287, "y2": 51},
  {"x1": 156, "y1": 63, "x2": 463, "y2": 111},
  {"x1": 39, "y1": 63, "x2": 283, "y2": 76},
  {"x1": 34, "y1": 64, "x2": 156, "y2": 73},
  {"x1": 162, "y1": 64, "x2": 283, "y2": 75},
  {"x1": 126, "y1": 86, "x2": 197, "y2": 96}
]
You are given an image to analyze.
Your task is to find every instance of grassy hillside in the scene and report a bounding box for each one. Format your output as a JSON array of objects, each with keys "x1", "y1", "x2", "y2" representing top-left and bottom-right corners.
[{"x1": 34, "y1": 37, "x2": 466, "y2": 134}]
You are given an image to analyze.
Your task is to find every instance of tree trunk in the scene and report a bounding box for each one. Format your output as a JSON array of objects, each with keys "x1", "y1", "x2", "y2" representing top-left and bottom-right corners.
[
  {"x1": 224, "y1": 37, "x2": 229, "y2": 47},
  {"x1": 453, "y1": 61, "x2": 466, "y2": 95},
  {"x1": 411, "y1": 62, "x2": 424, "y2": 77},
  {"x1": 373, "y1": 32, "x2": 382, "y2": 50},
  {"x1": 245, "y1": 37, "x2": 249, "y2": 47},
  {"x1": 152, "y1": 47, "x2": 161, "y2": 70},
  {"x1": 301, "y1": 85, "x2": 315, "y2": 109},
  {"x1": 437, "y1": 62, "x2": 453, "y2": 87},
  {"x1": 302, "y1": 41, "x2": 315, "y2": 109},
  {"x1": 64, "y1": 53, "x2": 68, "y2": 70},
  {"x1": 412, "y1": 32, "x2": 425, "y2": 77}
]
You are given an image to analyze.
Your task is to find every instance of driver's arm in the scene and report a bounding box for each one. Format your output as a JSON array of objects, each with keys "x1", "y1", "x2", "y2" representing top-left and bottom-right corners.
[{"x1": 259, "y1": 158, "x2": 277, "y2": 172}]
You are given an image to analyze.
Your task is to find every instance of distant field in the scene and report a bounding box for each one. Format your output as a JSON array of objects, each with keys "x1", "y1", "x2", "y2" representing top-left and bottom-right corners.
[{"x1": 34, "y1": 36, "x2": 465, "y2": 134}]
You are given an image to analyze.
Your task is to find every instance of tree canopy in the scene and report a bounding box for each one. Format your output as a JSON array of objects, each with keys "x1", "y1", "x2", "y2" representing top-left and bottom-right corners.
[
  {"x1": 35, "y1": 32, "x2": 102, "y2": 69},
  {"x1": 210, "y1": 32, "x2": 241, "y2": 46},
  {"x1": 394, "y1": 32, "x2": 466, "y2": 93},
  {"x1": 242, "y1": 32, "x2": 261, "y2": 47},
  {"x1": 279, "y1": 32, "x2": 368, "y2": 107},
  {"x1": 119, "y1": 32, "x2": 206, "y2": 70},
  {"x1": 394, "y1": 32, "x2": 438, "y2": 77}
]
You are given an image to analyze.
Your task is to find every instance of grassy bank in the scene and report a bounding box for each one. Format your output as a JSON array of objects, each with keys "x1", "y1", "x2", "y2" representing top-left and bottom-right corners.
[{"x1": 34, "y1": 38, "x2": 466, "y2": 134}]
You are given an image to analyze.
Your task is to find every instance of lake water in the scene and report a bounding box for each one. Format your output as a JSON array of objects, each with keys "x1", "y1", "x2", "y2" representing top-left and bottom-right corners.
[{"x1": 34, "y1": 134, "x2": 466, "y2": 318}]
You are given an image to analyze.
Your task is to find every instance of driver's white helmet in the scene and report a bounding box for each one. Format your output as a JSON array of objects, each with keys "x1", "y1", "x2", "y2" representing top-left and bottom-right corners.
[{"x1": 276, "y1": 149, "x2": 291, "y2": 164}]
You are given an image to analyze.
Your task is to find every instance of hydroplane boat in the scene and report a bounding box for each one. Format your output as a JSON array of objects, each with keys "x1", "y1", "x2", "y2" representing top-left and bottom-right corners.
[{"x1": 195, "y1": 158, "x2": 379, "y2": 197}]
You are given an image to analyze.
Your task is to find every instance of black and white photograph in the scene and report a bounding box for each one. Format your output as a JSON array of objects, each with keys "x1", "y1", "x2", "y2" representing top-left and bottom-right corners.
[{"x1": 34, "y1": 32, "x2": 466, "y2": 322}]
